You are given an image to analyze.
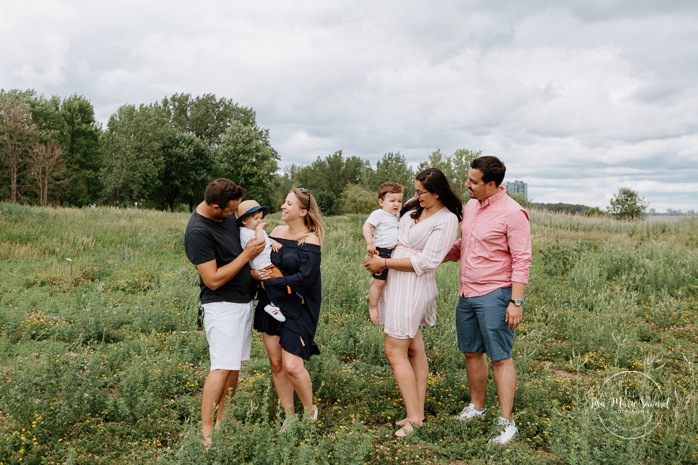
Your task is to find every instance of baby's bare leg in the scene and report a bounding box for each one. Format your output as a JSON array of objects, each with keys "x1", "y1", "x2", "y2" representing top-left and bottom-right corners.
[{"x1": 368, "y1": 277, "x2": 386, "y2": 324}]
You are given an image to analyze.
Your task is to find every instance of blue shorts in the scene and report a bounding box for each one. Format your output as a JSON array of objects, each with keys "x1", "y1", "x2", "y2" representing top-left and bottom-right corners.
[{"x1": 455, "y1": 287, "x2": 518, "y2": 361}]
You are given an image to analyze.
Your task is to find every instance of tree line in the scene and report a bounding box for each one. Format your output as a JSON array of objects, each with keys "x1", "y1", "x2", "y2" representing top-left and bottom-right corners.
[
  {"x1": 0, "y1": 90, "x2": 279, "y2": 210},
  {"x1": 0, "y1": 88, "x2": 486, "y2": 214},
  {"x1": 1, "y1": 88, "x2": 648, "y2": 219}
]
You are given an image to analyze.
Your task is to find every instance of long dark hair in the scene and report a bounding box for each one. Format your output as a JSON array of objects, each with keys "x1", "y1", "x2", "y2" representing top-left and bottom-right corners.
[{"x1": 401, "y1": 168, "x2": 463, "y2": 222}]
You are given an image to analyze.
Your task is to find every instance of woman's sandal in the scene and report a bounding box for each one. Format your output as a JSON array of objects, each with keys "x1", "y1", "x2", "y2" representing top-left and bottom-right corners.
[
  {"x1": 395, "y1": 417, "x2": 425, "y2": 428},
  {"x1": 394, "y1": 420, "x2": 421, "y2": 438}
]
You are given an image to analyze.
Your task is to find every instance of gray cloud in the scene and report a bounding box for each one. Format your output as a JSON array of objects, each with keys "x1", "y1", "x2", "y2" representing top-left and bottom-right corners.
[{"x1": 1, "y1": 0, "x2": 697, "y2": 212}]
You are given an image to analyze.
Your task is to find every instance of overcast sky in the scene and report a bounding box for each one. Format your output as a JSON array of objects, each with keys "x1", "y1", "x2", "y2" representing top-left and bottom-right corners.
[{"x1": 2, "y1": 1, "x2": 697, "y2": 212}]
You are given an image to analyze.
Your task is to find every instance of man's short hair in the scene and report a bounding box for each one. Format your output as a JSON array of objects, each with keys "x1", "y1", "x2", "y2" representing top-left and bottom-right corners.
[
  {"x1": 204, "y1": 178, "x2": 245, "y2": 207},
  {"x1": 377, "y1": 181, "x2": 403, "y2": 200},
  {"x1": 470, "y1": 156, "x2": 506, "y2": 187}
]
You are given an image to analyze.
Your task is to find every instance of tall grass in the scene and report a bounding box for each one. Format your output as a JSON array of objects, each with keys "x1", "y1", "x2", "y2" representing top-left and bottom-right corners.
[{"x1": 1, "y1": 203, "x2": 696, "y2": 464}]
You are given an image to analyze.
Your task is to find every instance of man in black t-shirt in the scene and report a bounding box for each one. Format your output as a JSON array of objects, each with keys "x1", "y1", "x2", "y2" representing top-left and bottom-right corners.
[{"x1": 184, "y1": 178, "x2": 264, "y2": 446}]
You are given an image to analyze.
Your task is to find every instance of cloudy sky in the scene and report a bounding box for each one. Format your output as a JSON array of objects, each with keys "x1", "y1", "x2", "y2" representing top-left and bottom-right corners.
[{"x1": 2, "y1": 1, "x2": 697, "y2": 212}]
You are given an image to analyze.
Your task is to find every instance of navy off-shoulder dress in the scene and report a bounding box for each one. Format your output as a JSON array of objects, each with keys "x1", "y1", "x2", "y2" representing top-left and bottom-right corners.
[{"x1": 254, "y1": 237, "x2": 322, "y2": 360}]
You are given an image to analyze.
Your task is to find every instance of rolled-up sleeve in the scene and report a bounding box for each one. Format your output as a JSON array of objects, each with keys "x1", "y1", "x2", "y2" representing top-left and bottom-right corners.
[
  {"x1": 445, "y1": 205, "x2": 464, "y2": 262},
  {"x1": 410, "y1": 213, "x2": 459, "y2": 276},
  {"x1": 508, "y1": 210, "x2": 532, "y2": 284},
  {"x1": 445, "y1": 237, "x2": 461, "y2": 262}
]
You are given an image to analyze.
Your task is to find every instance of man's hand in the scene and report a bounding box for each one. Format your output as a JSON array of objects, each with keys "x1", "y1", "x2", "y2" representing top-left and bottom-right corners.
[
  {"x1": 505, "y1": 303, "x2": 522, "y2": 330},
  {"x1": 243, "y1": 237, "x2": 265, "y2": 259}
]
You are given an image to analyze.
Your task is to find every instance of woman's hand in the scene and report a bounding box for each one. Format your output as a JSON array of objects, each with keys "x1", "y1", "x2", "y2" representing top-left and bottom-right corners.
[
  {"x1": 250, "y1": 269, "x2": 272, "y2": 281},
  {"x1": 364, "y1": 253, "x2": 386, "y2": 274}
]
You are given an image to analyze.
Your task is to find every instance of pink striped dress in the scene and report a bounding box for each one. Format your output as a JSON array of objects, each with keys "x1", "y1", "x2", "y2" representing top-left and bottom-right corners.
[{"x1": 380, "y1": 207, "x2": 459, "y2": 339}]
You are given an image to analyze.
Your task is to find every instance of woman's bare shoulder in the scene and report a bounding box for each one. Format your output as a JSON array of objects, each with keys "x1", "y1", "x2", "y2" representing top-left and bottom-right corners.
[
  {"x1": 304, "y1": 233, "x2": 321, "y2": 246},
  {"x1": 270, "y1": 225, "x2": 289, "y2": 238}
]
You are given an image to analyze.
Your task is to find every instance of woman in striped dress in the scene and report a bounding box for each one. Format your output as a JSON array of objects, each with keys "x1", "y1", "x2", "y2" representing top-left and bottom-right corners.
[{"x1": 365, "y1": 168, "x2": 462, "y2": 437}]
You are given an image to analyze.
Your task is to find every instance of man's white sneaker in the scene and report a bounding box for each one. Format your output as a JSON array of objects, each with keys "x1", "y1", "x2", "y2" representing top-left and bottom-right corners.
[
  {"x1": 264, "y1": 304, "x2": 286, "y2": 322},
  {"x1": 489, "y1": 417, "x2": 518, "y2": 444},
  {"x1": 455, "y1": 403, "x2": 486, "y2": 421}
]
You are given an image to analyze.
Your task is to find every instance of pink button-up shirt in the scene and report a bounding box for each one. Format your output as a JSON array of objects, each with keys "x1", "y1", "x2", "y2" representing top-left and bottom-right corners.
[{"x1": 446, "y1": 187, "x2": 532, "y2": 298}]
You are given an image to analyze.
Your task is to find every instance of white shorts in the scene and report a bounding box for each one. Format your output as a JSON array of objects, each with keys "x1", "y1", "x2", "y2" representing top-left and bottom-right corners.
[{"x1": 202, "y1": 301, "x2": 253, "y2": 371}]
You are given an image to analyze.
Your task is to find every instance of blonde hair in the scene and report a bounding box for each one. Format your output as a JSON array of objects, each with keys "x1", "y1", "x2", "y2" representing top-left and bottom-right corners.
[{"x1": 291, "y1": 187, "x2": 325, "y2": 246}]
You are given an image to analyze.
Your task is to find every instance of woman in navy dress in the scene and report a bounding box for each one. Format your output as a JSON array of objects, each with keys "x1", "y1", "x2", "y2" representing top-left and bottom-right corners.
[{"x1": 253, "y1": 188, "x2": 324, "y2": 423}]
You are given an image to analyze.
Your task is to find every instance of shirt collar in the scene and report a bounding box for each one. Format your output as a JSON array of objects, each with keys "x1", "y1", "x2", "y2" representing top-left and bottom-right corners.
[{"x1": 480, "y1": 186, "x2": 507, "y2": 208}]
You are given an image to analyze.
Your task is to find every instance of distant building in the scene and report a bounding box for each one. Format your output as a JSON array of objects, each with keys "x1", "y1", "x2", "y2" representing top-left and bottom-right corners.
[
  {"x1": 649, "y1": 208, "x2": 656, "y2": 215},
  {"x1": 505, "y1": 180, "x2": 528, "y2": 200}
]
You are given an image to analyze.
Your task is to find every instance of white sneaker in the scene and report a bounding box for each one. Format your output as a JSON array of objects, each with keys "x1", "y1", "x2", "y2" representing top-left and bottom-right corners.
[
  {"x1": 279, "y1": 416, "x2": 296, "y2": 433},
  {"x1": 264, "y1": 304, "x2": 286, "y2": 322},
  {"x1": 455, "y1": 403, "x2": 486, "y2": 421},
  {"x1": 489, "y1": 417, "x2": 518, "y2": 444},
  {"x1": 308, "y1": 405, "x2": 318, "y2": 421}
]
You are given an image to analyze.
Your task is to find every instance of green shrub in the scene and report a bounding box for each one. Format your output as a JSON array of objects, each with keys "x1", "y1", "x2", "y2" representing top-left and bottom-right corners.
[{"x1": 1, "y1": 204, "x2": 696, "y2": 464}]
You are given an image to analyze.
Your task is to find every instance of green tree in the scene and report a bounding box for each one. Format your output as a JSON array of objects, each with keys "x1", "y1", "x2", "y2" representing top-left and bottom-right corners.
[
  {"x1": 341, "y1": 184, "x2": 377, "y2": 214},
  {"x1": 0, "y1": 90, "x2": 38, "y2": 203},
  {"x1": 30, "y1": 95, "x2": 69, "y2": 146},
  {"x1": 507, "y1": 192, "x2": 532, "y2": 209},
  {"x1": 1, "y1": 90, "x2": 103, "y2": 206},
  {"x1": 157, "y1": 132, "x2": 212, "y2": 211},
  {"x1": 158, "y1": 93, "x2": 275, "y2": 209},
  {"x1": 416, "y1": 148, "x2": 480, "y2": 199},
  {"x1": 583, "y1": 207, "x2": 605, "y2": 217},
  {"x1": 58, "y1": 94, "x2": 103, "y2": 206},
  {"x1": 417, "y1": 149, "x2": 451, "y2": 179},
  {"x1": 101, "y1": 104, "x2": 171, "y2": 206},
  {"x1": 344, "y1": 155, "x2": 368, "y2": 190},
  {"x1": 450, "y1": 148, "x2": 481, "y2": 199},
  {"x1": 607, "y1": 187, "x2": 648, "y2": 220},
  {"x1": 160, "y1": 93, "x2": 256, "y2": 147},
  {"x1": 26, "y1": 141, "x2": 65, "y2": 206},
  {"x1": 273, "y1": 170, "x2": 296, "y2": 211},
  {"x1": 214, "y1": 120, "x2": 279, "y2": 209},
  {"x1": 287, "y1": 151, "x2": 371, "y2": 214},
  {"x1": 369, "y1": 152, "x2": 413, "y2": 191},
  {"x1": 315, "y1": 191, "x2": 340, "y2": 216},
  {"x1": 24, "y1": 95, "x2": 70, "y2": 205}
]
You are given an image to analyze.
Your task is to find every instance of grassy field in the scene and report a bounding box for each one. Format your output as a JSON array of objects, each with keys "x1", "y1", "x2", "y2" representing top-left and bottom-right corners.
[{"x1": 0, "y1": 202, "x2": 696, "y2": 464}]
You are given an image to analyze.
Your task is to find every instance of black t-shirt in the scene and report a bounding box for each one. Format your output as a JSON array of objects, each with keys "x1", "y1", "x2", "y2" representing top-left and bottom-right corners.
[{"x1": 184, "y1": 211, "x2": 253, "y2": 304}]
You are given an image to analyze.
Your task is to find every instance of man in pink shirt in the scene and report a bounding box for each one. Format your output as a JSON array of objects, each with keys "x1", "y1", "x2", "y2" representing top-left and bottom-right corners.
[{"x1": 445, "y1": 155, "x2": 532, "y2": 445}]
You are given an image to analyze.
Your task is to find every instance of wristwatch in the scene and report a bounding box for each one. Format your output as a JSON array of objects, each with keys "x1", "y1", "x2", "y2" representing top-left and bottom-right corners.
[{"x1": 510, "y1": 299, "x2": 523, "y2": 307}]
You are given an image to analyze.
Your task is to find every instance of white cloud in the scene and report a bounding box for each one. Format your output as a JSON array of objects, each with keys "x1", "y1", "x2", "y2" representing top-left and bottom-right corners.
[{"x1": 1, "y1": 0, "x2": 697, "y2": 212}]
